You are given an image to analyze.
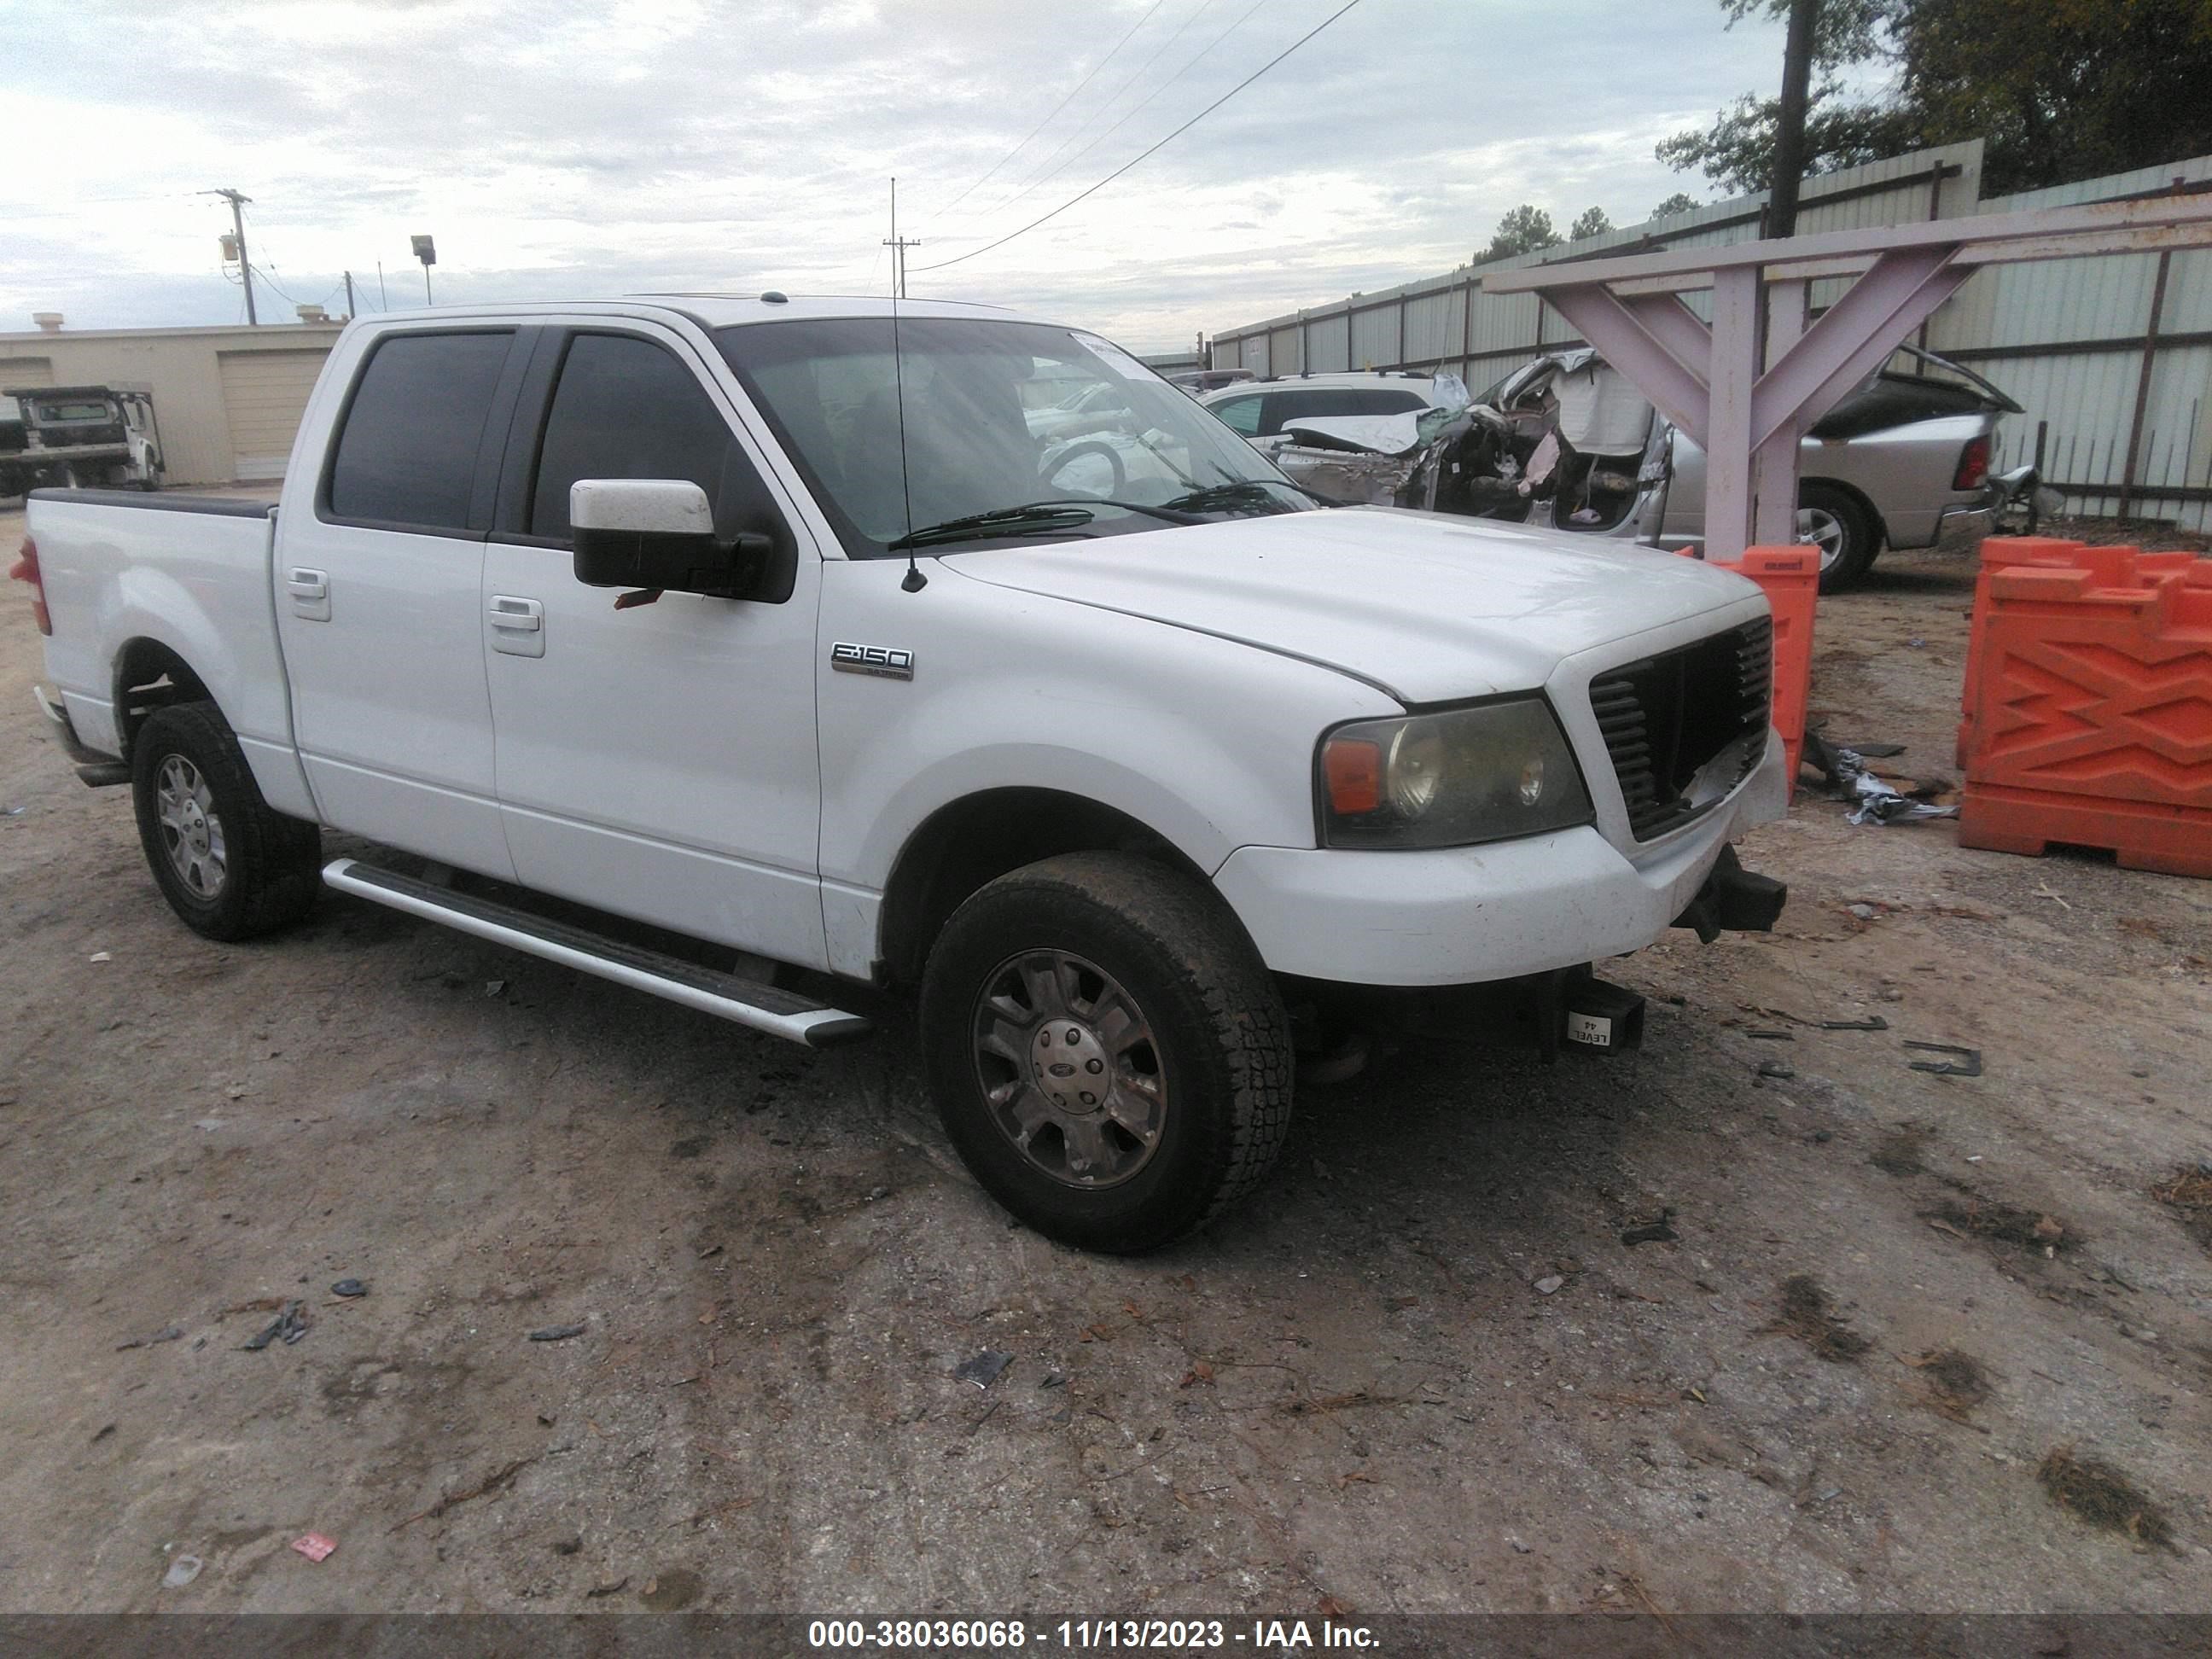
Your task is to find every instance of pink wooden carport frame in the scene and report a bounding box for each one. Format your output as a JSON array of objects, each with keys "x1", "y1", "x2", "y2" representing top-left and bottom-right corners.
[{"x1": 1481, "y1": 195, "x2": 2212, "y2": 561}]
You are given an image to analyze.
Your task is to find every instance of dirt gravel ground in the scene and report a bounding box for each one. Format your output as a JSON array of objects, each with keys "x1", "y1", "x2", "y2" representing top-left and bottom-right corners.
[{"x1": 1, "y1": 503, "x2": 2208, "y2": 1618}]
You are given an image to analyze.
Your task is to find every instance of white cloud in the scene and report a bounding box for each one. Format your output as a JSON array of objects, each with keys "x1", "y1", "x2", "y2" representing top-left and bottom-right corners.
[{"x1": 0, "y1": 0, "x2": 1802, "y2": 348}]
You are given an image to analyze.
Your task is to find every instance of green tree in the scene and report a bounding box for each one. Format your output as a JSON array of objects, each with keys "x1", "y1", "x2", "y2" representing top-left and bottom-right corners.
[
  {"x1": 1659, "y1": 0, "x2": 2212, "y2": 197},
  {"x1": 1650, "y1": 191, "x2": 1703, "y2": 218},
  {"x1": 1480, "y1": 205, "x2": 1561, "y2": 263},
  {"x1": 1569, "y1": 206, "x2": 1614, "y2": 240}
]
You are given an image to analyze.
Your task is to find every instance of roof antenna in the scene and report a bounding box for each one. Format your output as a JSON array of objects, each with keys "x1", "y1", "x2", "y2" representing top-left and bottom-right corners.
[{"x1": 887, "y1": 175, "x2": 926, "y2": 592}]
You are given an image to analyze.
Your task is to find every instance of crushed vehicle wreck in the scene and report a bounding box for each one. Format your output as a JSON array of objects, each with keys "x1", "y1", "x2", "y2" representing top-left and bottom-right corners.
[{"x1": 1249, "y1": 346, "x2": 2021, "y2": 593}]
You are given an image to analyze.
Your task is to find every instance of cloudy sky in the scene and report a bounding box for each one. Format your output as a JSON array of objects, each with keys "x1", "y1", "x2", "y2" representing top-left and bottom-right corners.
[{"x1": 1, "y1": 0, "x2": 1801, "y2": 351}]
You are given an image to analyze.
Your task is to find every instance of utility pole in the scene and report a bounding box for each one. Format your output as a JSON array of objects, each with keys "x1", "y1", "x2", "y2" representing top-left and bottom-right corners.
[
  {"x1": 342, "y1": 270, "x2": 357, "y2": 321},
  {"x1": 202, "y1": 188, "x2": 257, "y2": 325},
  {"x1": 1766, "y1": 0, "x2": 1818, "y2": 238},
  {"x1": 882, "y1": 176, "x2": 923, "y2": 299}
]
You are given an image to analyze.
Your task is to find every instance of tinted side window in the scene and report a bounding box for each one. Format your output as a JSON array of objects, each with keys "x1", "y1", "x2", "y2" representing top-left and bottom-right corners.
[
  {"x1": 1209, "y1": 395, "x2": 1262, "y2": 436},
  {"x1": 328, "y1": 331, "x2": 514, "y2": 530},
  {"x1": 1260, "y1": 387, "x2": 1428, "y2": 434},
  {"x1": 530, "y1": 333, "x2": 777, "y2": 541}
]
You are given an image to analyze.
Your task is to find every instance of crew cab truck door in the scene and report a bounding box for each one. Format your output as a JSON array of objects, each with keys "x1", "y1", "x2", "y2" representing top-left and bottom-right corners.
[
  {"x1": 276, "y1": 326, "x2": 530, "y2": 877},
  {"x1": 481, "y1": 324, "x2": 828, "y2": 971}
]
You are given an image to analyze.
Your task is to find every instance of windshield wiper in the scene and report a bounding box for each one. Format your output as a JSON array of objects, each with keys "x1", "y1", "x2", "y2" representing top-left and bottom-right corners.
[
  {"x1": 888, "y1": 504, "x2": 1097, "y2": 550},
  {"x1": 1158, "y1": 479, "x2": 1312, "y2": 515},
  {"x1": 888, "y1": 498, "x2": 1202, "y2": 550}
]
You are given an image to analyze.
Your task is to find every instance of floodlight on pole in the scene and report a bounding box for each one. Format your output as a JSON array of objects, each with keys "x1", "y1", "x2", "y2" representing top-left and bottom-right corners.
[{"x1": 411, "y1": 234, "x2": 437, "y2": 305}]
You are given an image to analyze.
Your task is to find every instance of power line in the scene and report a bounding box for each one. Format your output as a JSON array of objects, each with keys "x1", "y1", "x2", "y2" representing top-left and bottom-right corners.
[
  {"x1": 931, "y1": 0, "x2": 1169, "y2": 220},
  {"x1": 913, "y1": 0, "x2": 1366, "y2": 274},
  {"x1": 982, "y1": 0, "x2": 1203, "y2": 217},
  {"x1": 981, "y1": 0, "x2": 1257, "y2": 227}
]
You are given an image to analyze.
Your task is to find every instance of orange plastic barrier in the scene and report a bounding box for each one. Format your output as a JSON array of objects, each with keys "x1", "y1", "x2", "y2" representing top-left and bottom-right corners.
[
  {"x1": 1955, "y1": 538, "x2": 2212, "y2": 878},
  {"x1": 1679, "y1": 544, "x2": 1819, "y2": 782}
]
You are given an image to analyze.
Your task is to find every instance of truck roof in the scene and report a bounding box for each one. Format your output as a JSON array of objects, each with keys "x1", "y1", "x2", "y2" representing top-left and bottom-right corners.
[{"x1": 350, "y1": 294, "x2": 1035, "y2": 332}]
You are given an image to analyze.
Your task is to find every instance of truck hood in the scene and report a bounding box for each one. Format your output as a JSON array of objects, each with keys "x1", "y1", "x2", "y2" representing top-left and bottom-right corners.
[{"x1": 946, "y1": 507, "x2": 1759, "y2": 704}]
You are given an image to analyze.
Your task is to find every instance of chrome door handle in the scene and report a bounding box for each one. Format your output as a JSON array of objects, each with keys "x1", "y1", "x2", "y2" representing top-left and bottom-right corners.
[
  {"x1": 286, "y1": 567, "x2": 330, "y2": 621},
  {"x1": 487, "y1": 596, "x2": 543, "y2": 632}
]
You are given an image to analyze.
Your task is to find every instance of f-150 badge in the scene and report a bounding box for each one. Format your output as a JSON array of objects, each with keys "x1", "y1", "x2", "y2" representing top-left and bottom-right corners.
[{"x1": 830, "y1": 642, "x2": 915, "y2": 680}]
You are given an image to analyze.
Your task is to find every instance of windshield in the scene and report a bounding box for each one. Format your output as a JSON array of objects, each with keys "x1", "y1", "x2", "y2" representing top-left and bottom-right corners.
[{"x1": 714, "y1": 317, "x2": 1311, "y2": 556}]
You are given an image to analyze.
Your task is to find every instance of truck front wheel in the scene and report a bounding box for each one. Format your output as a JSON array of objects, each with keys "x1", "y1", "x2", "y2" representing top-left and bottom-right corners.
[
  {"x1": 131, "y1": 701, "x2": 322, "y2": 940},
  {"x1": 919, "y1": 852, "x2": 1292, "y2": 1253}
]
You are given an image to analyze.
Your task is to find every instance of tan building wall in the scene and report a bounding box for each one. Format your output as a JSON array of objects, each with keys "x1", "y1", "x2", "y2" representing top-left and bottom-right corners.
[{"x1": 0, "y1": 321, "x2": 343, "y2": 486}]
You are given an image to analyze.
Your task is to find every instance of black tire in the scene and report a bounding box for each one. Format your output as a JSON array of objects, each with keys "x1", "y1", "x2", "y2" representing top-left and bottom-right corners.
[
  {"x1": 919, "y1": 851, "x2": 1291, "y2": 1253},
  {"x1": 1802, "y1": 481, "x2": 1881, "y2": 594},
  {"x1": 131, "y1": 701, "x2": 322, "y2": 940}
]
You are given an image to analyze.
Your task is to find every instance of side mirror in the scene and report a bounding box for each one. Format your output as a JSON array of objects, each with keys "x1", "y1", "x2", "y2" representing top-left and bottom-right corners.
[{"x1": 570, "y1": 478, "x2": 768, "y2": 597}]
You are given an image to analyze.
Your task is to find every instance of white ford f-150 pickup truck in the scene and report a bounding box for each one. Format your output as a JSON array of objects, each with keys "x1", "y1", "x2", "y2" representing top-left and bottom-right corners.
[{"x1": 14, "y1": 295, "x2": 1788, "y2": 1252}]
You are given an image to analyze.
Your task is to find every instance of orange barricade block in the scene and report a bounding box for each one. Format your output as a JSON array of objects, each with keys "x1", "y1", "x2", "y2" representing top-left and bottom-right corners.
[
  {"x1": 1679, "y1": 544, "x2": 1819, "y2": 783},
  {"x1": 1956, "y1": 538, "x2": 2212, "y2": 878}
]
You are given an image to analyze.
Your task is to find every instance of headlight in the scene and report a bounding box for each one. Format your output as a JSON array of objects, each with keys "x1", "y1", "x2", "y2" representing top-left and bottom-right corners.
[{"x1": 1317, "y1": 697, "x2": 1592, "y2": 849}]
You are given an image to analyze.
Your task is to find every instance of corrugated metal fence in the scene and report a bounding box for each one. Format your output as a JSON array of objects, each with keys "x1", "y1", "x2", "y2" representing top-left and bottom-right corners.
[{"x1": 1211, "y1": 142, "x2": 2212, "y2": 530}]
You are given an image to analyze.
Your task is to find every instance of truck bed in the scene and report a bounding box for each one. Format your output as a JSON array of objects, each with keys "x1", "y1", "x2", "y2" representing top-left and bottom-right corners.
[{"x1": 25, "y1": 486, "x2": 289, "y2": 781}]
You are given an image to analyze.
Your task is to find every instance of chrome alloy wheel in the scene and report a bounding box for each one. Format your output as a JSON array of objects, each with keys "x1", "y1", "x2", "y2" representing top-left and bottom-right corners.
[
  {"x1": 969, "y1": 948, "x2": 1167, "y2": 1188},
  {"x1": 154, "y1": 754, "x2": 227, "y2": 899},
  {"x1": 1796, "y1": 504, "x2": 1847, "y2": 573}
]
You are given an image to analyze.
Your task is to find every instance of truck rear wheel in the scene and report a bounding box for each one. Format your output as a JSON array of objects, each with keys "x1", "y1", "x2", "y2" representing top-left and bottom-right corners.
[
  {"x1": 131, "y1": 701, "x2": 322, "y2": 940},
  {"x1": 919, "y1": 852, "x2": 1292, "y2": 1253}
]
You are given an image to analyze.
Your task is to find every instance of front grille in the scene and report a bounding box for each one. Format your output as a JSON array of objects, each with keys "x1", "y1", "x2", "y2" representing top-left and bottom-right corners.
[{"x1": 1590, "y1": 615, "x2": 1772, "y2": 841}]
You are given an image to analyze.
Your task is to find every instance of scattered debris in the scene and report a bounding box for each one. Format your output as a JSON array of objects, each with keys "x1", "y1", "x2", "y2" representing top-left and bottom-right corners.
[
  {"x1": 1906, "y1": 1041, "x2": 1982, "y2": 1078},
  {"x1": 89, "y1": 951, "x2": 112, "y2": 963},
  {"x1": 1038, "y1": 1371, "x2": 1068, "y2": 1390},
  {"x1": 1930, "y1": 1197, "x2": 2073, "y2": 1254},
  {"x1": 330, "y1": 1278, "x2": 368, "y2": 1298},
  {"x1": 528, "y1": 1323, "x2": 587, "y2": 1342},
  {"x1": 1805, "y1": 738, "x2": 1958, "y2": 824},
  {"x1": 2034, "y1": 881, "x2": 2073, "y2": 911},
  {"x1": 586, "y1": 1577, "x2": 630, "y2": 1598},
  {"x1": 1905, "y1": 1348, "x2": 1994, "y2": 1421},
  {"x1": 1179, "y1": 1360, "x2": 1216, "y2": 1388},
  {"x1": 2037, "y1": 1447, "x2": 2173, "y2": 1549},
  {"x1": 1820, "y1": 1015, "x2": 1889, "y2": 1031},
  {"x1": 1767, "y1": 1274, "x2": 1871, "y2": 1363},
  {"x1": 242, "y1": 1301, "x2": 310, "y2": 1350},
  {"x1": 161, "y1": 1554, "x2": 204, "y2": 1588},
  {"x1": 391, "y1": 1455, "x2": 541, "y2": 1531},
  {"x1": 1756, "y1": 1058, "x2": 1796, "y2": 1080},
  {"x1": 1534, "y1": 1275, "x2": 1566, "y2": 1295},
  {"x1": 1621, "y1": 1220, "x2": 1678, "y2": 1247},
  {"x1": 484, "y1": 979, "x2": 506, "y2": 997},
  {"x1": 289, "y1": 1532, "x2": 337, "y2": 1563},
  {"x1": 115, "y1": 1325, "x2": 185, "y2": 1351},
  {"x1": 552, "y1": 1536, "x2": 583, "y2": 1556},
  {"x1": 953, "y1": 1349, "x2": 1013, "y2": 1390},
  {"x1": 1747, "y1": 1028, "x2": 1794, "y2": 1041}
]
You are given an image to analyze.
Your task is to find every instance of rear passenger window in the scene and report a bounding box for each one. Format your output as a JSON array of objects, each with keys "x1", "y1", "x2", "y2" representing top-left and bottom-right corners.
[
  {"x1": 326, "y1": 331, "x2": 514, "y2": 530},
  {"x1": 530, "y1": 333, "x2": 779, "y2": 542},
  {"x1": 1209, "y1": 395, "x2": 1262, "y2": 436}
]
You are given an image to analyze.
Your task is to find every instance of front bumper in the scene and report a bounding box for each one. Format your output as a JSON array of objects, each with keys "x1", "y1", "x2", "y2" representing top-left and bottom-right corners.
[{"x1": 1214, "y1": 727, "x2": 1788, "y2": 987}]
